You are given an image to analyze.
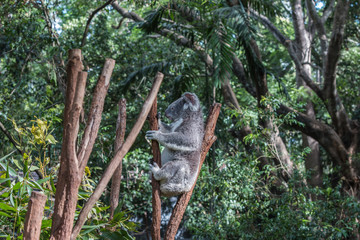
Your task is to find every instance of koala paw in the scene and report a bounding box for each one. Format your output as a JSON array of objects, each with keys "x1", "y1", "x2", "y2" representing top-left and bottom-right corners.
[
  {"x1": 149, "y1": 162, "x2": 160, "y2": 173},
  {"x1": 146, "y1": 130, "x2": 159, "y2": 140}
]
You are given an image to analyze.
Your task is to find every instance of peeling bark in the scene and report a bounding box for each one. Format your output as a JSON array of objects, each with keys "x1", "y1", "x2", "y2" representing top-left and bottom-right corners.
[{"x1": 50, "y1": 49, "x2": 86, "y2": 239}]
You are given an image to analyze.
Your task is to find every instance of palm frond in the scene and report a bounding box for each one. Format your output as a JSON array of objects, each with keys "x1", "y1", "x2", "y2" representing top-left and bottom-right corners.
[
  {"x1": 138, "y1": 8, "x2": 165, "y2": 34},
  {"x1": 207, "y1": 23, "x2": 235, "y2": 87},
  {"x1": 121, "y1": 61, "x2": 171, "y2": 87}
]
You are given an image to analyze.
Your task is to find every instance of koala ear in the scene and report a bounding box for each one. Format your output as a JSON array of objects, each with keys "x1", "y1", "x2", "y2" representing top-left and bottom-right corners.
[{"x1": 182, "y1": 92, "x2": 200, "y2": 111}]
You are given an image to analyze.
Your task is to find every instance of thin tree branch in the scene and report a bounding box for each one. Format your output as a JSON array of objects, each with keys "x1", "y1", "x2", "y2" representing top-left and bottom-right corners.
[
  {"x1": 77, "y1": 59, "x2": 116, "y2": 175},
  {"x1": 323, "y1": 0, "x2": 352, "y2": 138},
  {"x1": 111, "y1": 1, "x2": 144, "y2": 22},
  {"x1": 305, "y1": 0, "x2": 328, "y2": 60},
  {"x1": 112, "y1": 17, "x2": 125, "y2": 29},
  {"x1": 250, "y1": 8, "x2": 324, "y2": 101},
  {"x1": 322, "y1": 0, "x2": 336, "y2": 22},
  {"x1": 80, "y1": 0, "x2": 115, "y2": 48},
  {"x1": 0, "y1": 121, "x2": 23, "y2": 155},
  {"x1": 71, "y1": 72, "x2": 164, "y2": 240}
]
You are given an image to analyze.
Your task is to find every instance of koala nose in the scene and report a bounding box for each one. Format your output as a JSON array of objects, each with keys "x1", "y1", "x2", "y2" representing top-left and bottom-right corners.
[{"x1": 165, "y1": 111, "x2": 172, "y2": 120}]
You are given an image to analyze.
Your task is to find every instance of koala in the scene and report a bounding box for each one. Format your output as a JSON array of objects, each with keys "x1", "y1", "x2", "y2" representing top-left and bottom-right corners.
[{"x1": 146, "y1": 92, "x2": 204, "y2": 197}]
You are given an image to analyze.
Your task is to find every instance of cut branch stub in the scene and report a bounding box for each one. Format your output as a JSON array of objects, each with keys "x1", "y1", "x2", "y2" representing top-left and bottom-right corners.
[
  {"x1": 23, "y1": 192, "x2": 47, "y2": 240},
  {"x1": 78, "y1": 58, "x2": 116, "y2": 175},
  {"x1": 165, "y1": 103, "x2": 221, "y2": 240}
]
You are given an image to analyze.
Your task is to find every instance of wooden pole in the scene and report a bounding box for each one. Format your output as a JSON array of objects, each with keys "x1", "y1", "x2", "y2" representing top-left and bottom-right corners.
[{"x1": 23, "y1": 192, "x2": 47, "y2": 240}]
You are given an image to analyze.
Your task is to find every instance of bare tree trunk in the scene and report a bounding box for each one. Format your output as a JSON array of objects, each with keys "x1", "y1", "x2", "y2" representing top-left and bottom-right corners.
[
  {"x1": 148, "y1": 85, "x2": 163, "y2": 240},
  {"x1": 110, "y1": 99, "x2": 127, "y2": 219},
  {"x1": 23, "y1": 192, "x2": 47, "y2": 240},
  {"x1": 292, "y1": 0, "x2": 322, "y2": 189},
  {"x1": 244, "y1": 39, "x2": 293, "y2": 177},
  {"x1": 165, "y1": 103, "x2": 221, "y2": 240}
]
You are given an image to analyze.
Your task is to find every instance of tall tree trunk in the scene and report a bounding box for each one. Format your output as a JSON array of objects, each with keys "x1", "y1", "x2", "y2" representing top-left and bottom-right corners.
[
  {"x1": 244, "y1": 39, "x2": 293, "y2": 177},
  {"x1": 291, "y1": 0, "x2": 322, "y2": 188}
]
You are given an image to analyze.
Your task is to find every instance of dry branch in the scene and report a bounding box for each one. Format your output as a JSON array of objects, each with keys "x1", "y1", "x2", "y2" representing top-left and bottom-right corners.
[
  {"x1": 110, "y1": 98, "x2": 127, "y2": 219},
  {"x1": 165, "y1": 103, "x2": 221, "y2": 240},
  {"x1": 78, "y1": 58, "x2": 115, "y2": 175},
  {"x1": 71, "y1": 72, "x2": 164, "y2": 240},
  {"x1": 23, "y1": 192, "x2": 47, "y2": 240},
  {"x1": 0, "y1": 121, "x2": 23, "y2": 155},
  {"x1": 80, "y1": 0, "x2": 115, "y2": 47},
  {"x1": 147, "y1": 77, "x2": 163, "y2": 240}
]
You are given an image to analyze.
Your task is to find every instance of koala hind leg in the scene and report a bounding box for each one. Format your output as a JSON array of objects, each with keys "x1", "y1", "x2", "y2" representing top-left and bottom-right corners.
[{"x1": 160, "y1": 160, "x2": 190, "y2": 196}]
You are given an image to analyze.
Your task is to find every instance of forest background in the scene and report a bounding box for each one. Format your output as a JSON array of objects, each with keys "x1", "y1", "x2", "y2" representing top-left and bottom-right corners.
[{"x1": 0, "y1": 0, "x2": 360, "y2": 239}]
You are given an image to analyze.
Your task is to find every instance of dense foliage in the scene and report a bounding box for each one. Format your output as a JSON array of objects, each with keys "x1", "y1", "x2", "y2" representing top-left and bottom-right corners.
[{"x1": 0, "y1": 0, "x2": 359, "y2": 239}]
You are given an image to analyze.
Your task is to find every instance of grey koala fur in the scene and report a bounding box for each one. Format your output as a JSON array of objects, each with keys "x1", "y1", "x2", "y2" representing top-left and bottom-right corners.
[{"x1": 146, "y1": 92, "x2": 204, "y2": 197}]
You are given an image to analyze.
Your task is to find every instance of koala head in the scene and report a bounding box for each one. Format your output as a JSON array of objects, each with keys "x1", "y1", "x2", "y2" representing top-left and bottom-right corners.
[{"x1": 165, "y1": 92, "x2": 200, "y2": 121}]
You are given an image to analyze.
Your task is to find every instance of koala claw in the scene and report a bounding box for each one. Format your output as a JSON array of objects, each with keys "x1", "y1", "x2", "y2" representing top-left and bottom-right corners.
[
  {"x1": 146, "y1": 130, "x2": 159, "y2": 140},
  {"x1": 150, "y1": 162, "x2": 160, "y2": 173},
  {"x1": 152, "y1": 162, "x2": 159, "y2": 168}
]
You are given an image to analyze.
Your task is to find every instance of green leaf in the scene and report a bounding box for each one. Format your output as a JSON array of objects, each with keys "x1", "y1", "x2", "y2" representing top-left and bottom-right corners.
[
  {"x1": 0, "y1": 178, "x2": 12, "y2": 183},
  {"x1": 29, "y1": 166, "x2": 39, "y2": 171},
  {"x1": 0, "y1": 151, "x2": 16, "y2": 162},
  {"x1": 45, "y1": 134, "x2": 57, "y2": 144},
  {"x1": 41, "y1": 219, "x2": 52, "y2": 228},
  {"x1": 50, "y1": 177, "x2": 56, "y2": 193},
  {"x1": 12, "y1": 159, "x2": 23, "y2": 170},
  {"x1": 0, "y1": 202, "x2": 16, "y2": 212}
]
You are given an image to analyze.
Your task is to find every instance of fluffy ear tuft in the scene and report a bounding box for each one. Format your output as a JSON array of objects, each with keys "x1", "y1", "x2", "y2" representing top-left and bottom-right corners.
[{"x1": 182, "y1": 92, "x2": 200, "y2": 111}]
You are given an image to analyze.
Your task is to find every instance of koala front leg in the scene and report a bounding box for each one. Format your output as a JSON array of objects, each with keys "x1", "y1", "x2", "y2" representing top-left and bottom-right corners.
[
  {"x1": 146, "y1": 130, "x2": 161, "y2": 142},
  {"x1": 159, "y1": 120, "x2": 172, "y2": 133}
]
